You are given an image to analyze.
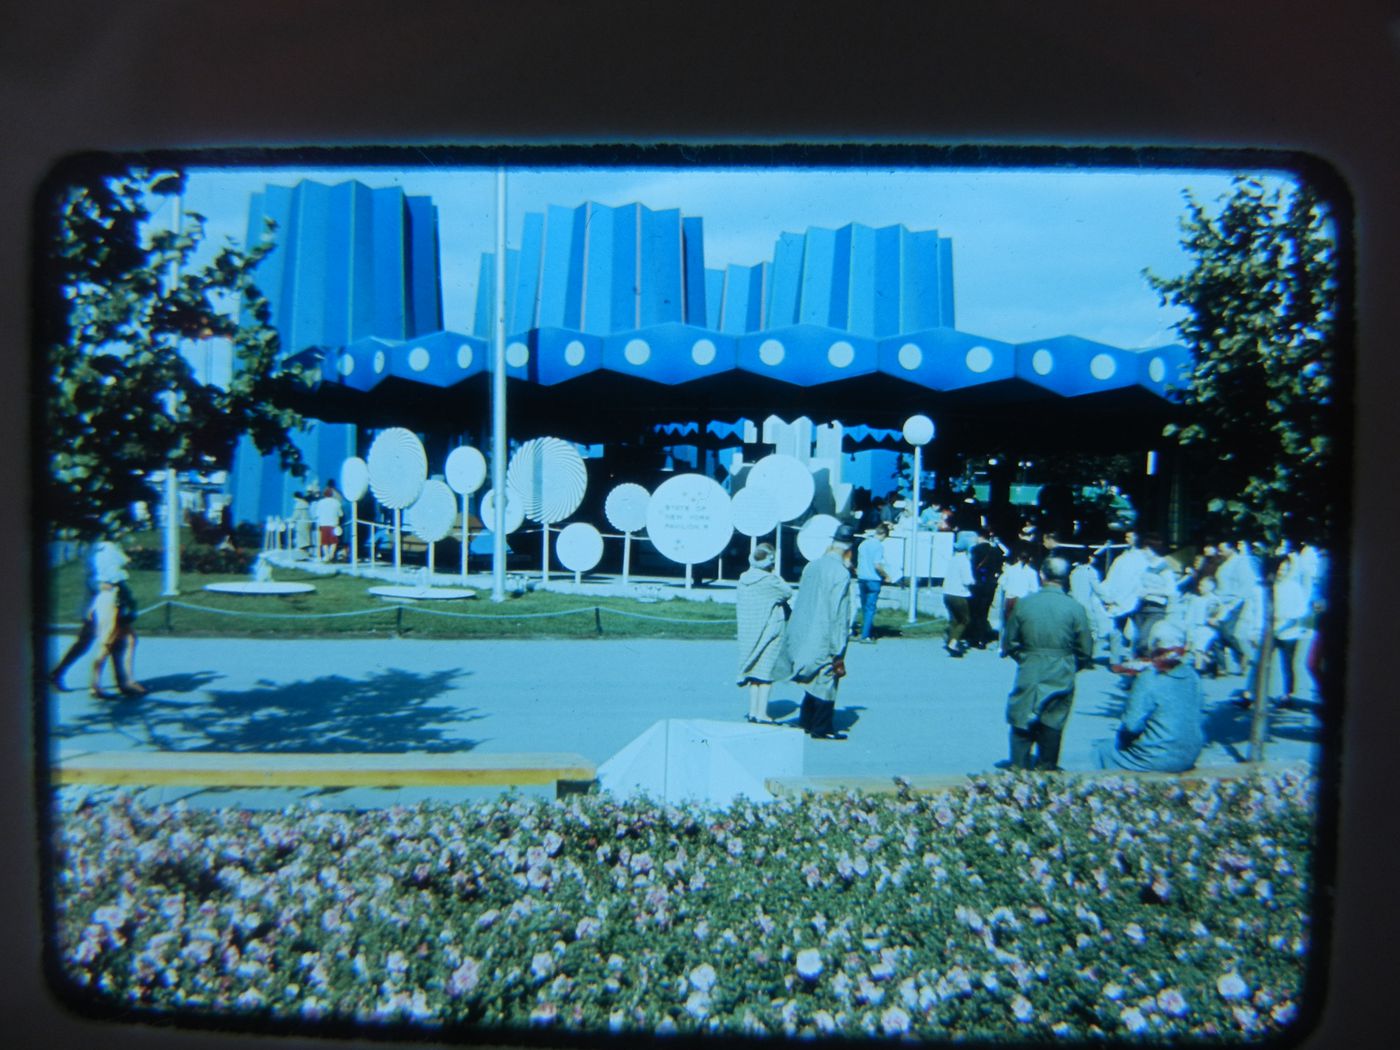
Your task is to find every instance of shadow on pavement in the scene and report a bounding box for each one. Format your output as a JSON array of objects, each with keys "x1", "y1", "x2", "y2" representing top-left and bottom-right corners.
[
  {"x1": 53, "y1": 667, "x2": 484, "y2": 753},
  {"x1": 1201, "y1": 697, "x2": 1321, "y2": 757},
  {"x1": 835, "y1": 705, "x2": 866, "y2": 732}
]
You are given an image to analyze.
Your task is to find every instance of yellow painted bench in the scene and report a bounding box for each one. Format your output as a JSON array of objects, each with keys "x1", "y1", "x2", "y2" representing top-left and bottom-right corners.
[
  {"x1": 766, "y1": 761, "x2": 1311, "y2": 798},
  {"x1": 54, "y1": 750, "x2": 597, "y2": 797}
]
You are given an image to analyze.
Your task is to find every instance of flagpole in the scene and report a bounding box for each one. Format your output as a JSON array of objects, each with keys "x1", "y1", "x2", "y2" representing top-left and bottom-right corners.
[{"x1": 491, "y1": 167, "x2": 508, "y2": 602}]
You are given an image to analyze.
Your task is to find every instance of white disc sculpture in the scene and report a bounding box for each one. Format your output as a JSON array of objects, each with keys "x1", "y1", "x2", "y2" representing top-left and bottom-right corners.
[
  {"x1": 339, "y1": 456, "x2": 369, "y2": 569},
  {"x1": 645, "y1": 473, "x2": 734, "y2": 589},
  {"x1": 405, "y1": 478, "x2": 458, "y2": 579},
  {"x1": 445, "y1": 445, "x2": 488, "y2": 579},
  {"x1": 730, "y1": 485, "x2": 782, "y2": 567},
  {"x1": 507, "y1": 437, "x2": 588, "y2": 583},
  {"x1": 796, "y1": 513, "x2": 842, "y2": 562},
  {"x1": 556, "y1": 522, "x2": 604, "y2": 583},
  {"x1": 604, "y1": 482, "x2": 650, "y2": 585},
  {"x1": 367, "y1": 428, "x2": 428, "y2": 580},
  {"x1": 743, "y1": 453, "x2": 815, "y2": 578},
  {"x1": 479, "y1": 488, "x2": 525, "y2": 535}
]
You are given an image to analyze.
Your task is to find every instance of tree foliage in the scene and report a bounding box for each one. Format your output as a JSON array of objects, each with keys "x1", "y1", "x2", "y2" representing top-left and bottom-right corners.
[
  {"x1": 1147, "y1": 176, "x2": 1340, "y2": 546},
  {"x1": 41, "y1": 167, "x2": 308, "y2": 540}
]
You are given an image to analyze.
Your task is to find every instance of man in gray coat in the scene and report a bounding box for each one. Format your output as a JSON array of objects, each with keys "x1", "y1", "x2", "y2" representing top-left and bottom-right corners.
[
  {"x1": 1001, "y1": 554, "x2": 1094, "y2": 770},
  {"x1": 775, "y1": 523, "x2": 856, "y2": 740}
]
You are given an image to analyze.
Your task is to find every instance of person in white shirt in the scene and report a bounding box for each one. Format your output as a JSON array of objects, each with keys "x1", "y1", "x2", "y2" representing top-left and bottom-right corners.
[
  {"x1": 854, "y1": 524, "x2": 893, "y2": 643},
  {"x1": 315, "y1": 482, "x2": 345, "y2": 562},
  {"x1": 990, "y1": 544, "x2": 1040, "y2": 636},
  {"x1": 941, "y1": 536, "x2": 976, "y2": 657},
  {"x1": 1098, "y1": 529, "x2": 1149, "y2": 664},
  {"x1": 1068, "y1": 546, "x2": 1110, "y2": 658}
]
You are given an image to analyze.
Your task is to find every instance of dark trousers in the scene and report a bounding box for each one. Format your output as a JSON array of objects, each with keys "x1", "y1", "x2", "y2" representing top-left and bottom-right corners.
[
  {"x1": 1009, "y1": 723, "x2": 1063, "y2": 770},
  {"x1": 967, "y1": 584, "x2": 995, "y2": 646},
  {"x1": 943, "y1": 594, "x2": 970, "y2": 646},
  {"x1": 51, "y1": 614, "x2": 96, "y2": 682},
  {"x1": 1130, "y1": 604, "x2": 1168, "y2": 657},
  {"x1": 1275, "y1": 637, "x2": 1300, "y2": 698},
  {"x1": 799, "y1": 693, "x2": 836, "y2": 736}
]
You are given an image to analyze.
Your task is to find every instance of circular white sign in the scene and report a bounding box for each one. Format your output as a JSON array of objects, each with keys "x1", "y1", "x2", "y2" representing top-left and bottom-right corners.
[
  {"x1": 556, "y1": 522, "x2": 604, "y2": 573},
  {"x1": 445, "y1": 446, "x2": 488, "y2": 495},
  {"x1": 730, "y1": 485, "x2": 780, "y2": 538},
  {"x1": 339, "y1": 457, "x2": 369, "y2": 502},
  {"x1": 404, "y1": 479, "x2": 458, "y2": 543},
  {"x1": 367, "y1": 428, "x2": 427, "y2": 509},
  {"x1": 902, "y1": 414, "x2": 935, "y2": 446},
  {"x1": 746, "y1": 454, "x2": 815, "y2": 522},
  {"x1": 604, "y1": 482, "x2": 650, "y2": 533},
  {"x1": 796, "y1": 514, "x2": 842, "y2": 562},
  {"x1": 479, "y1": 488, "x2": 525, "y2": 534},
  {"x1": 645, "y1": 473, "x2": 734, "y2": 565},
  {"x1": 506, "y1": 437, "x2": 588, "y2": 524}
]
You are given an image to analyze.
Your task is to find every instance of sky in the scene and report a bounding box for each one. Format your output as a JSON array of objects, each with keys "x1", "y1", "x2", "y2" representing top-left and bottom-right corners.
[{"x1": 155, "y1": 161, "x2": 1292, "y2": 350}]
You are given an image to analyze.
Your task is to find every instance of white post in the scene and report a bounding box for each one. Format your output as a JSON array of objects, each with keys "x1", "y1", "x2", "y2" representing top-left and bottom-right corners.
[
  {"x1": 394, "y1": 508, "x2": 403, "y2": 581},
  {"x1": 491, "y1": 167, "x2": 508, "y2": 602},
  {"x1": 774, "y1": 523, "x2": 783, "y2": 579},
  {"x1": 622, "y1": 532, "x2": 632, "y2": 585},
  {"x1": 162, "y1": 468, "x2": 180, "y2": 596},
  {"x1": 908, "y1": 444, "x2": 922, "y2": 623},
  {"x1": 460, "y1": 494, "x2": 470, "y2": 582},
  {"x1": 541, "y1": 524, "x2": 551, "y2": 584},
  {"x1": 428, "y1": 539, "x2": 436, "y2": 581},
  {"x1": 350, "y1": 501, "x2": 359, "y2": 572}
]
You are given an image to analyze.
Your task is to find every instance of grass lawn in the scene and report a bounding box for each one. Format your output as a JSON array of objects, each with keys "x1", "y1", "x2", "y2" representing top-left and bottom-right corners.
[{"x1": 46, "y1": 558, "x2": 939, "y2": 641}]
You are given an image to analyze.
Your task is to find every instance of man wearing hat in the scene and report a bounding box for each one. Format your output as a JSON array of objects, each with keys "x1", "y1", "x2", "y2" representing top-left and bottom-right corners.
[{"x1": 775, "y1": 523, "x2": 857, "y2": 740}]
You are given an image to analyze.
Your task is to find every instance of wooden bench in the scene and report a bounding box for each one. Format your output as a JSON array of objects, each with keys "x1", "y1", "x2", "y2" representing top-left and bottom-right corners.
[
  {"x1": 766, "y1": 761, "x2": 1311, "y2": 798},
  {"x1": 54, "y1": 751, "x2": 598, "y2": 798}
]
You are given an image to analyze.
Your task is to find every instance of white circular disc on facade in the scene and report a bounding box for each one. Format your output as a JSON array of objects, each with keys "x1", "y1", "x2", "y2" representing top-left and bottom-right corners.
[
  {"x1": 898, "y1": 343, "x2": 923, "y2": 370},
  {"x1": 645, "y1": 473, "x2": 734, "y2": 565},
  {"x1": 730, "y1": 485, "x2": 780, "y2": 538},
  {"x1": 506, "y1": 437, "x2": 588, "y2": 524},
  {"x1": 564, "y1": 340, "x2": 586, "y2": 366},
  {"x1": 444, "y1": 446, "x2": 487, "y2": 495},
  {"x1": 339, "y1": 457, "x2": 370, "y2": 502},
  {"x1": 691, "y1": 339, "x2": 717, "y2": 366},
  {"x1": 405, "y1": 479, "x2": 458, "y2": 543},
  {"x1": 1090, "y1": 353, "x2": 1117, "y2": 380},
  {"x1": 624, "y1": 339, "x2": 651, "y2": 365},
  {"x1": 457, "y1": 343, "x2": 473, "y2": 369},
  {"x1": 796, "y1": 514, "x2": 842, "y2": 562},
  {"x1": 506, "y1": 342, "x2": 530, "y2": 368},
  {"x1": 902, "y1": 414, "x2": 935, "y2": 447},
  {"x1": 409, "y1": 347, "x2": 430, "y2": 372},
  {"x1": 746, "y1": 454, "x2": 815, "y2": 522},
  {"x1": 556, "y1": 522, "x2": 605, "y2": 573},
  {"x1": 338, "y1": 353, "x2": 355, "y2": 376},
  {"x1": 965, "y1": 345, "x2": 994, "y2": 373},
  {"x1": 1032, "y1": 349, "x2": 1054, "y2": 375},
  {"x1": 479, "y1": 488, "x2": 525, "y2": 534},
  {"x1": 828, "y1": 341, "x2": 855, "y2": 368},
  {"x1": 367, "y1": 427, "x2": 427, "y2": 509},
  {"x1": 373, "y1": 350, "x2": 386, "y2": 374},
  {"x1": 759, "y1": 339, "x2": 786, "y2": 366},
  {"x1": 1149, "y1": 356, "x2": 1167, "y2": 383},
  {"x1": 605, "y1": 482, "x2": 651, "y2": 533}
]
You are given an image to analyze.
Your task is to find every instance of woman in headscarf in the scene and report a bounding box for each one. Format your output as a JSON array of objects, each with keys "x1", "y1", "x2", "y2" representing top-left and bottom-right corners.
[
  {"x1": 1095, "y1": 621, "x2": 1204, "y2": 772},
  {"x1": 735, "y1": 543, "x2": 792, "y2": 724}
]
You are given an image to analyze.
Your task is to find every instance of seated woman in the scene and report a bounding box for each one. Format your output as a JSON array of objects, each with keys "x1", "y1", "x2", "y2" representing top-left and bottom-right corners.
[{"x1": 1095, "y1": 621, "x2": 1204, "y2": 772}]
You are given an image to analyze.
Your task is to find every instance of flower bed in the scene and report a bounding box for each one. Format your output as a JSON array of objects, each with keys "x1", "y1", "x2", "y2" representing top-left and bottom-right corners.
[{"x1": 51, "y1": 769, "x2": 1319, "y2": 1041}]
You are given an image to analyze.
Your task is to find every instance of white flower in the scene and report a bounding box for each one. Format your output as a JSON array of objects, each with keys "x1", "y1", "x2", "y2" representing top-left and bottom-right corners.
[
  {"x1": 796, "y1": 949, "x2": 823, "y2": 982},
  {"x1": 1156, "y1": 988, "x2": 1189, "y2": 1017},
  {"x1": 1217, "y1": 972, "x2": 1250, "y2": 1000},
  {"x1": 1124, "y1": 922, "x2": 1147, "y2": 945},
  {"x1": 685, "y1": 991, "x2": 710, "y2": 1019},
  {"x1": 880, "y1": 1006, "x2": 911, "y2": 1035},
  {"x1": 529, "y1": 1003, "x2": 558, "y2": 1027},
  {"x1": 447, "y1": 958, "x2": 480, "y2": 998},
  {"x1": 1271, "y1": 1001, "x2": 1299, "y2": 1025},
  {"x1": 1120, "y1": 1006, "x2": 1149, "y2": 1034},
  {"x1": 689, "y1": 963, "x2": 718, "y2": 992},
  {"x1": 1011, "y1": 995, "x2": 1034, "y2": 1023},
  {"x1": 1104, "y1": 983, "x2": 1125, "y2": 1001},
  {"x1": 813, "y1": 1010, "x2": 838, "y2": 1034},
  {"x1": 530, "y1": 952, "x2": 555, "y2": 981}
]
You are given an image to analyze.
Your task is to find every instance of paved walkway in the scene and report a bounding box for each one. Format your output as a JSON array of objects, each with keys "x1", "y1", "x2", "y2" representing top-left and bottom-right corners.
[{"x1": 45, "y1": 632, "x2": 1323, "y2": 809}]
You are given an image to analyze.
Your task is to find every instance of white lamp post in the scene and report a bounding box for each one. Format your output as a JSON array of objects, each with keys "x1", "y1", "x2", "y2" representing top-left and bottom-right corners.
[{"x1": 902, "y1": 414, "x2": 935, "y2": 622}]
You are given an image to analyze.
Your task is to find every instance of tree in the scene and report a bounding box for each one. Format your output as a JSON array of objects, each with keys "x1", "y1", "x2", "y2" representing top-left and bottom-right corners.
[
  {"x1": 41, "y1": 166, "x2": 308, "y2": 540},
  {"x1": 1146, "y1": 175, "x2": 1341, "y2": 760},
  {"x1": 1146, "y1": 176, "x2": 1339, "y2": 546}
]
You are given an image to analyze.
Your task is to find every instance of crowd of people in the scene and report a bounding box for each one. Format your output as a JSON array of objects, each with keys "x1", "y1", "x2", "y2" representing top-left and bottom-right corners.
[{"x1": 735, "y1": 507, "x2": 1329, "y2": 773}]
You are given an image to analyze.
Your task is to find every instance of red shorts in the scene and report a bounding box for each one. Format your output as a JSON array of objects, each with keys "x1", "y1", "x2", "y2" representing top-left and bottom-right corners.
[{"x1": 319, "y1": 525, "x2": 339, "y2": 546}]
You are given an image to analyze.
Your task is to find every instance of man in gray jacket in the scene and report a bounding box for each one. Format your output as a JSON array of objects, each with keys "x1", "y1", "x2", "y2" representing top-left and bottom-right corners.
[
  {"x1": 775, "y1": 524, "x2": 856, "y2": 740},
  {"x1": 1001, "y1": 555, "x2": 1094, "y2": 770}
]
